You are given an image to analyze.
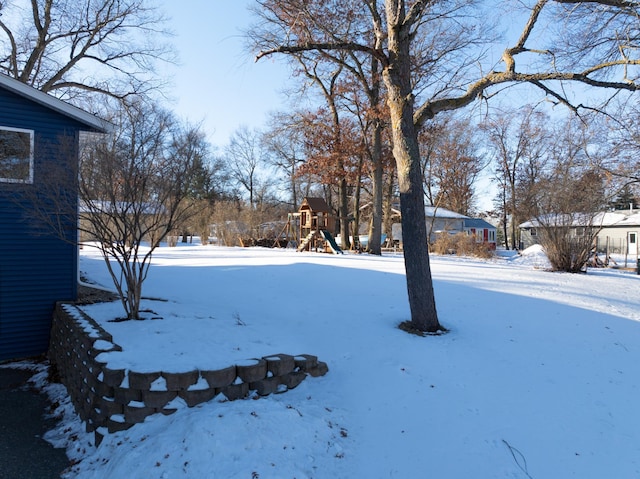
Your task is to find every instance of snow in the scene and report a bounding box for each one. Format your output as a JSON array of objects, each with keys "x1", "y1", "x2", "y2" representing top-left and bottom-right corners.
[
  {"x1": 510, "y1": 244, "x2": 552, "y2": 270},
  {"x1": 425, "y1": 205, "x2": 469, "y2": 218},
  {"x1": 32, "y1": 243, "x2": 640, "y2": 478},
  {"x1": 519, "y1": 211, "x2": 630, "y2": 228}
]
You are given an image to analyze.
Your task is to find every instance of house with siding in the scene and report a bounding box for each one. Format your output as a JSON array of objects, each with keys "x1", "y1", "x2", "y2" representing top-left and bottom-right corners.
[
  {"x1": 519, "y1": 209, "x2": 639, "y2": 257},
  {"x1": 0, "y1": 74, "x2": 109, "y2": 361},
  {"x1": 595, "y1": 211, "x2": 640, "y2": 256},
  {"x1": 392, "y1": 206, "x2": 497, "y2": 249}
]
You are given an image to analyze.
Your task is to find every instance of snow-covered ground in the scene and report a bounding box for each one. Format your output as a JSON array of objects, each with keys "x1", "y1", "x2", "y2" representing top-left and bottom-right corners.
[{"x1": 35, "y1": 243, "x2": 640, "y2": 478}]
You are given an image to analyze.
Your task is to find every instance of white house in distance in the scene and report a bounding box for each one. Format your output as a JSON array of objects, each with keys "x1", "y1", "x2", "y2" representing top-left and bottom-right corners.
[
  {"x1": 392, "y1": 206, "x2": 497, "y2": 250},
  {"x1": 519, "y1": 208, "x2": 640, "y2": 259}
]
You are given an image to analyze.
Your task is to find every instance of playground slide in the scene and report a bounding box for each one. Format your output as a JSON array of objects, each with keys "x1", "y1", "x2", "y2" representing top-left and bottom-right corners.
[{"x1": 320, "y1": 230, "x2": 344, "y2": 254}]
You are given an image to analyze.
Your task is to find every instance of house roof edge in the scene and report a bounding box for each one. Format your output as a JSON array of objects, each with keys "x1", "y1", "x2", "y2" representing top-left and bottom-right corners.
[{"x1": 0, "y1": 74, "x2": 111, "y2": 133}]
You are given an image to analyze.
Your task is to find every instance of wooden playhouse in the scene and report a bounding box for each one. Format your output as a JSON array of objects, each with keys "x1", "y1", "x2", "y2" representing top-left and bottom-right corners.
[{"x1": 295, "y1": 197, "x2": 342, "y2": 254}]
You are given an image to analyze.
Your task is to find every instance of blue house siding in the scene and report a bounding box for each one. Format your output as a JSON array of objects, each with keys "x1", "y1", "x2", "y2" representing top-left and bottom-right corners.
[{"x1": 0, "y1": 85, "x2": 92, "y2": 361}]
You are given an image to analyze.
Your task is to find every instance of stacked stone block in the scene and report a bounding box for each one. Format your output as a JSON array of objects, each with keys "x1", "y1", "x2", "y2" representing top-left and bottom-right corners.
[{"x1": 49, "y1": 302, "x2": 329, "y2": 440}]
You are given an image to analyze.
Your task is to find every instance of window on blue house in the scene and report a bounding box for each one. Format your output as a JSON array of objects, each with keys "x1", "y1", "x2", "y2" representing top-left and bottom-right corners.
[{"x1": 0, "y1": 126, "x2": 34, "y2": 183}]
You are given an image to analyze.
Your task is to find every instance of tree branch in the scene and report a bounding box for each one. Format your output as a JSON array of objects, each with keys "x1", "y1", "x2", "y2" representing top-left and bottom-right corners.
[
  {"x1": 503, "y1": 0, "x2": 549, "y2": 73},
  {"x1": 414, "y1": 67, "x2": 640, "y2": 127},
  {"x1": 554, "y1": 0, "x2": 638, "y2": 7},
  {"x1": 256, "y1": 41, "x2": 389, "y2": 67}
]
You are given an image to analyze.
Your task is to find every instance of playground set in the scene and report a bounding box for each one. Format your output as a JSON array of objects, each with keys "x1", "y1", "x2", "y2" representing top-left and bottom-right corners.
[{"x1": 279, "y1": 197, "x2": 343, "y2": 254}]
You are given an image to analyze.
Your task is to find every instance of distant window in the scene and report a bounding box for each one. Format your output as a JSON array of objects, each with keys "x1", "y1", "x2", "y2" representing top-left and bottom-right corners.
[
  {"x1": 529, "y1": 228, "x2": 537, "y2": 236},
  {"x1": 0, "y1": 126, "x2": 33, "y2": 183},
  {"x1": 630, "y1": 233, "x2": 637, "y2": 244},
  {"x1": 488, "y1": 230, "x2": 496, "y2": 242}
]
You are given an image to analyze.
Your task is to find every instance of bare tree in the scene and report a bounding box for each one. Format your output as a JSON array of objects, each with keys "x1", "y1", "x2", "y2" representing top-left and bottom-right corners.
[
  {"x1": 419, "y1": 116, "x2": 485, "y2": 215},
  {"x1": 262, "y1": 111, "x2": 310, "y2": 210},
  {"x1": 225, "y1": 125, "x2": 270, "y2": 211},
  {"x1": 256, "y1": 0, "x2": 640, "y2": 333},
  {"x1": 526, "y1": 116, "x2": 610, "y2": 272},
  {"x1": 78, "y1": 100, "x2": 207, "y2": 319},
  {"x1": 483, "y1": 106, "x2": 550, "y2": 250},
  {"x1": 0, "y1": 0, "x2": 173, "y2": 102},
  {"x1": 595, "y1": 99, "x2": 640, "y2": 189}
]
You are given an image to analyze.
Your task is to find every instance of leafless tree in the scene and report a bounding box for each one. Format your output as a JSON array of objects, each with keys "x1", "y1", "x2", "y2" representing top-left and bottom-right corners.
[
  {"x1": 419, "y1": 116, "x2": 485, "y2": 216},
  {"x1": 0, "y1": 0, "x2": 173, "y2": 102},
  {"x1": 77, "y1": 100, "x2": 208, "y2": 319},
  {"x1": 483, "y1": 106, "x2": 550, "y2": 250},
  {"x1": 262, "y1": 111, "x2": 311, "y2": 210},
  {"x1": 224, "y1": 125, "x2": 271, "y2": 211},
  {"x1": 593, "y1": 99, "x2": 640, "y2": 190},
  {"x1": 526, "y1": 117, "x2": 610, "y2": 272},
  {"x1": 256, "y1": 0, "x2": 640, "y2": 333}
]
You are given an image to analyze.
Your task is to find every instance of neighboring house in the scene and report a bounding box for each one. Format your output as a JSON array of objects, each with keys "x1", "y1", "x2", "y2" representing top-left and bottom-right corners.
[
  {"x1": 424, "y1": 206, "x2": 468, "y2": 240},
  {"x1": 463, "y1": 217, "x2": 498, "y2": 249},
  {"x1": 0, "y1": 74, "x2": 109, "y2": 361},
  {"x1": 596, "y1": 212, "x2": 640, "y2": 256},
  {"x1": 392, "y1": 206, "x2": 497, "y2": 249},
  {"x1": 519, "y1": 209, "x2": 640, "y2": 256}
]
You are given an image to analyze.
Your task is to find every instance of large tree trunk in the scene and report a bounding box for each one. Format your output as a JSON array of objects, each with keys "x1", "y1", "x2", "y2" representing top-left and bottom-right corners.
[
  {"x1": 382, "y1": 0, "x2": 441, "y2": 332},
  {"x1": 368, "y1": 120, "x2": 384, "y2": 255},
  {"x1": 353, "y1": 154, "x2": 364, "y2": 249},
  {"x1": 339, "y1": 177, "x2": 351, "y2": 249},
  {"x1": 367, "y1": 51, "x2": 384, "y2": 256},
  {"x1": 383, "y1": 168, "x2": 395, "y2": 242}
]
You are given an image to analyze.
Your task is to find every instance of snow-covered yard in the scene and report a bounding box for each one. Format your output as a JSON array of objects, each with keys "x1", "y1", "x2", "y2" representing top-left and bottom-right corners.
[{"x1": 40, "y1": 244, "x2": 640, "y2": 478}]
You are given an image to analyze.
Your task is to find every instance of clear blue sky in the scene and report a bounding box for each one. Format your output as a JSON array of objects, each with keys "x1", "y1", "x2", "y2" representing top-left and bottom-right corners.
[{"x1": 161, "y1": 1, "x2": 291, "y2": 148}]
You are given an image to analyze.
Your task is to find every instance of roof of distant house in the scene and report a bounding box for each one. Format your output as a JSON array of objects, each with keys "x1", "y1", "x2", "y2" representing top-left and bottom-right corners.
[
  {"x1": 464, "y1": 218, "x2": 496, "y2": 230},
  {"x1": 425, "y1": 206, "x2": 469, "y2": 219},
  {"x1": 520, "y1": 211, "x2": 637, "y2": 228},
  {"x1": 615, "y1": 212, "x2": 640, "y2": 226}
]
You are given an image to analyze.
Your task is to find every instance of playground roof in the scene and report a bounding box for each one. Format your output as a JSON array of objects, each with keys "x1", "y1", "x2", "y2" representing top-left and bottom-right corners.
[{"x1": 300, "y1": 197, "x2": 331, "y2": 213}]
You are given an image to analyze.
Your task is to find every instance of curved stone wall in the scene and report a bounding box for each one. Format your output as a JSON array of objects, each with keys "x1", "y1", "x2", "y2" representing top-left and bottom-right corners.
[{"x1": 49, "y1": 303, "x2": 328, "y2": 441}]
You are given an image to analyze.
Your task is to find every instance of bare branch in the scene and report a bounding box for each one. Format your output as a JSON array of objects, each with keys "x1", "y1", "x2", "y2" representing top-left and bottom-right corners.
[
  {"x1": 554, "y1": 0, "x2": 638, "y2": 7},
  {"x1": 256, "y1": 41, "x2": 388, "y2": 67},
  {"x1": 0, "y1": 0, "x2": 174, "y2": 102},
  {"x1": 502, "y1": 0, "x2": 549, "y2": 73}
]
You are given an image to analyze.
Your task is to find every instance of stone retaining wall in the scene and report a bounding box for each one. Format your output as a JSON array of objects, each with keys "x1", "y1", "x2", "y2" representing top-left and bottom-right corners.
[{"x1": 49, "y1": 303, "x2": 328, "y2": 439}]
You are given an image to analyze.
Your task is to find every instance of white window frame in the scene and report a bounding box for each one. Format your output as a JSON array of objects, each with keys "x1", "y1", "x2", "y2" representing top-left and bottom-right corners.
[{"x1": 0, "y1": 126, "x2": 34, "y2": 184}]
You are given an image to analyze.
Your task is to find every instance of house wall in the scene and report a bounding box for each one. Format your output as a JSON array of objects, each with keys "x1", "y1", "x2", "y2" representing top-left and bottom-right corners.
[
  {"x1": 520, "y1": 228, "x2": 538, "y2": 250},
  {"x1": 596, "y1": 226, "x2": 639, "y2": 255},
  {"x1": 426, "y1": 218, "x2": 465, "y2": 243},
  {"x1": 0, "y1": 87, "x2": 84, "y2": 361},
  {"x1": 521, "y1": 225, "x2": 640, "y2": 255},
  {"x1": 465, "y1": 227, "x2": 497, "y2": 249}
]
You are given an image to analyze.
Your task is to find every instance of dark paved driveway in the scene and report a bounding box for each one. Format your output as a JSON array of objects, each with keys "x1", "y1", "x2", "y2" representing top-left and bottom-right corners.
[{"x1": 0, "y1": 366, "x2": 69, "y2": 479}]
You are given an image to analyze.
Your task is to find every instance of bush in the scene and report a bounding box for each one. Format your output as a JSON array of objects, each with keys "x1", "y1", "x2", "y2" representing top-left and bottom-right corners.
[{"x1": 431, "y1": 232, "x2": 494, "y2": 259}]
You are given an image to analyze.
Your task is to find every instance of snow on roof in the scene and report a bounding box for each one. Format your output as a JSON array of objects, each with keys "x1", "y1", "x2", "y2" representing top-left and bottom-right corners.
[
  {"x1": 425, "y1": 206, "x2": 469, "y2": 219},
  {"x1": 615, "y1": 212, "x2": 640, "y2": 226},
  {"x1": 520, "y1": 211, "x2": 628, "y2": 228},
  {"x1": 79, "y1": 200, "x2": 165, "y2": 215}
]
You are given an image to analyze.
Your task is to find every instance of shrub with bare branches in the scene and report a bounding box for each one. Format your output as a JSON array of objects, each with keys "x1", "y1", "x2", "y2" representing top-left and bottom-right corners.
[{"x1": 432, "y1": 233, "x2": 494, "y2": 259}]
